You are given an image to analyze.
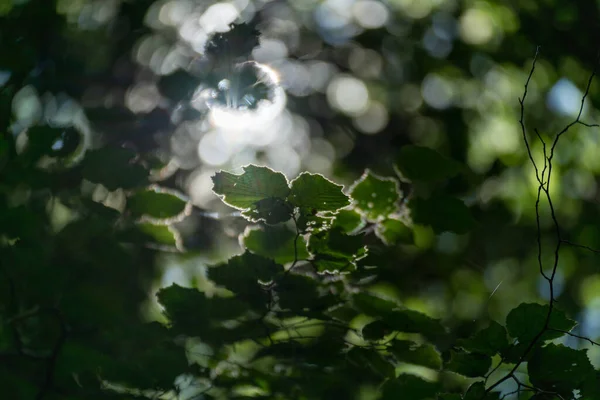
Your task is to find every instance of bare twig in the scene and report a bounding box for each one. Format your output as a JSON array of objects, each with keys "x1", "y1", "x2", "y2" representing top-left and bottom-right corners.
[{"x1": 484, "y1": 48, "x2": 600, "y2": 398}]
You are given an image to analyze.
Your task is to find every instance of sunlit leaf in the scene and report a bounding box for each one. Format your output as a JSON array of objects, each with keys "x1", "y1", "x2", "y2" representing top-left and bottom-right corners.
[
  {"x1": 332, "y1": 209, "x2": 365, "y2": 234},
  {"x1": 241, "y1": 196, "x2": 293, "y2": 224},
  {"x1": 375, "y1": 217, "x2": 413, "y2": 245},
  {"x1": 349, "y1": 170, "x2": 401, "y2": 221},
  {"x1": 506, "y1": 303, "x2": 576, "y2": 342},
  {"x1": 212, "y1": 165, "x2": 289, "y2": 209},
  {"x1": 396, "y1": 145, "x2": 462, "y2": 182},
  {"x1": 128, "y1": 186, "x2": 188, "y2": 219},
  {"x1": 137, "y1": 222, "x2": 180, "y2": 247},
  {"x1": 288, "y1": 172, "x2": 350, "y2": 212},
  {"x1": 212, "y1": 165, "x2": 291, "y2": 224},
  {"x1": 389, "y1": 340, "x2": 442, "y2": 370}
]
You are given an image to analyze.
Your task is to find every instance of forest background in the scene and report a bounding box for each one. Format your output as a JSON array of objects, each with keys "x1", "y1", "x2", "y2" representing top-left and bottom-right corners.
[{"x1": 2, "y1": 0, "x2": 600, "y2": 399}]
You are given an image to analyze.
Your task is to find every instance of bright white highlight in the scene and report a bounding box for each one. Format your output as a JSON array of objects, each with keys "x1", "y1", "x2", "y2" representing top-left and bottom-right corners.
[
  {"x1": 205, "y1": 63, "x2": 287, "y2": 130},
  {"x1": 327, "y1": 75, "x2": 369, "y2": 115},
  {"x1": 199, "y1": 3, "x2": 239, "y2": 33}
]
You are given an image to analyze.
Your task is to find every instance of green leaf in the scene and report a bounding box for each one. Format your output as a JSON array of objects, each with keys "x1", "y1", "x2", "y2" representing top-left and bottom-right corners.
[
  {"x1": 72, "y1": 323, "x2": 189, "y2": 390},
  {"x1": 464, "y1": 382, "x2": 500, "y2": 400},
  {"x1": 389, "y1": 340, "x2": 442, "y2": 370},
  {"x1": 212, "y1": 165, "x2": 289, "y2": 209},
  {"x1": 241, "y1": 196, "x2": 293, "y2": 224},
  {"x1": 528, "y1": 344, "x2": 595, "y2": 397},
  {"x1": 381, "y1": 374, "x2": 439, "y2": 400},
  {"x1": 362, "y1": 320, "x2": 391, "y2": 340},
  {"x1": 446, "y1": 353, "x2": 492, "y2": 380},
  {"x1": 445, "y1": 350, "x2": 491, "y2": 378},
  {"x1": 0, "y1": 134, "x2": 9, "y2": 170},
  {"x1": 157, "y1": 284, "x2": 248, "y2": 336},
  {"x1": 241, "y1": 225, "x2": 309, "y2": 264},
  {"x1": 506, "y1": 303, "x2": 576, "y2": 343},
  {"x1": 212, "y1": 165, "x2": 291, "y2": 224},
  {"x1": 331, "y1": 209, "x2": 365, "y2": 234},
  {"x1": 349, "y1": 170, "x2": 401, "y2": 221},
  {"x1": 375, "y1": 217, "x2": 413, "y2": 245},
  {"x1": 207, "y1": 252, "x2": 283, "y2": 307},
  {"x1": 137, "y1": 223, "x2": 180, "y2": 247},
  {"x1": 438, "y1": 395, "x2": 462, "y2": 400},
  {"x1": 396, "y1": 145, "x2": 462, "y2": 182},
  {"x1": 288, "y1": 172, "x2": 350, "y2": 212},
  {"x1": 128, "y1": 187, "x2": 188, "y2": 219},
  {"x1": 410, "y1": 195, "x2": 474, "y2": 234},
  {"x1": 296, "y1": 210, "x2": 334, "y2": 233},
  {"x1": 308, "y1": 227, "x2": 366, "y2": 273},
  {"x1": 82, "y1": 147, "x2": 149, "y2": 191},
  {"x1": 581, "y1": 371, "x2": 600, "y2": 400},
  {"x1": 457, "y1": 321, "x2": 509, "y2": 356},
  {"x1": 352, "y1": 293, "x2": 445, "y2": 340},
  {"x1": 276, "y1": 274, "x2": 338, "y2": 313},
  {"x1": 501, "y1": 341, "x2": 540, "y2": 364},
  {"x1": 346, "y1": 347, "x2": 395, "y2": 378},
  {"x1": 308, "y1": 227, "x2": 365, "y2": 260}
]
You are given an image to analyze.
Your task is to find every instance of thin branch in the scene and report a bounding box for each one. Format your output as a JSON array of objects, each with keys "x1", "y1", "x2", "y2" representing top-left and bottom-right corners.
[
  {"x1": 560, "y1": 239, "x2": 600, "y2": 254},
  {"x1": 484, "y1": 48, "x2": 599, "y2": 398},
  {"x1": 519, "y1": 46, "x2": 542, "y2": 185},
  {"x1": 549, "y1": 328, "x2": 600, "y2": 346}
]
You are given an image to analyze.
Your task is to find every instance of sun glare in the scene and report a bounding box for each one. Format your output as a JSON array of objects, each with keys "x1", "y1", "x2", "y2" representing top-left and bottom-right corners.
[{"x1": 201, "y1": 62, "x2": 287, "y2": 130}]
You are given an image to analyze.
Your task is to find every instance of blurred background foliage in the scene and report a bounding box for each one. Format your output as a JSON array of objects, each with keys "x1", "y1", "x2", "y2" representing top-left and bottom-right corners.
[{"x1": 2, "y1": 0, "x2": 600, "y2": 398}]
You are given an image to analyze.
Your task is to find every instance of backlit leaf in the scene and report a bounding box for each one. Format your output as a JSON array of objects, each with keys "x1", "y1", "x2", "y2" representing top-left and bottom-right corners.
[
  {"x1": 375, "y1": 217, "x2": 413, "y2": 245},
  {"x1": 128, "y1": 186, "x2": 188, "y2": 219},
  {"x1": 332, "y1": 209, "x2": 365, "y2": 234},
  {"x1": 288, "y1": 172, "x2": 350, "y2": 212},
  {"x1": 212, "y1": 165, "x2": 289, "y2": 208},
  {"x1": 349, "y1": 171, "x2": 401, "y2": 221},
  {"x1": 390, "y1": 340, "x2": 442, "y2": 370}
]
